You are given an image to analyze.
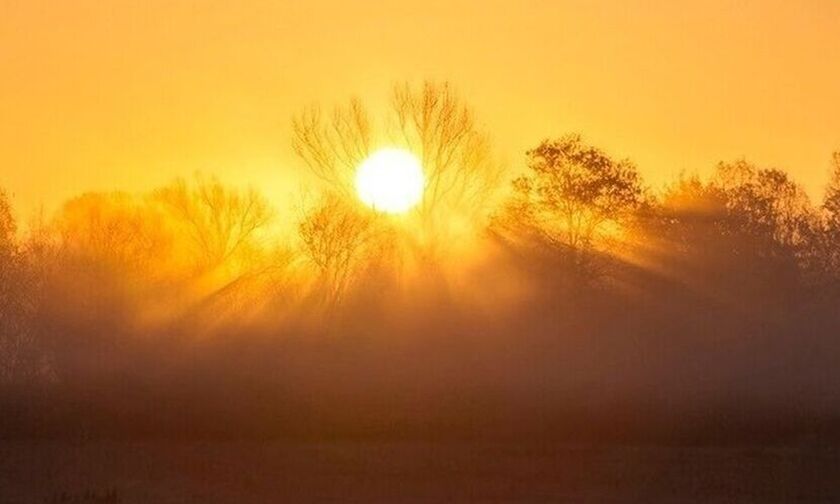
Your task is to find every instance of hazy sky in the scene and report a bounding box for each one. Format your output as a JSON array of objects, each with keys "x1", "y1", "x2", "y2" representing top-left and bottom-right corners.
[{"x1": 2, "y1": 0, "x2": 839, "y2": 215}]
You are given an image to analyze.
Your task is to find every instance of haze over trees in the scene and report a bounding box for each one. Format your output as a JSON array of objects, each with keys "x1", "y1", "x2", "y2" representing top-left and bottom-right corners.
[{"x1": 1, "y1": 81, "x2": 840, "y2": 442}]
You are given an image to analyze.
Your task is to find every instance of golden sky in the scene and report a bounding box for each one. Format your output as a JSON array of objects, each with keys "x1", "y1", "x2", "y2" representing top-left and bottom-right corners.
[{"x1": 2, "y1": 0, "x2": 839, "y2": 215}]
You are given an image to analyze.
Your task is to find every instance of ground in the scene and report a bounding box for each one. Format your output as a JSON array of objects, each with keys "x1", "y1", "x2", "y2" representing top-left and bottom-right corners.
[{"x1": 1, "y1": 441, "x2": 839, "y2": 502}]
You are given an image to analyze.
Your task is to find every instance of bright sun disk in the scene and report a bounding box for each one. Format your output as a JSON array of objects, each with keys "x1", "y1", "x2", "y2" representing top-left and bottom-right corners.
[{"x1": 355, "y1": 148, "x2": 424, "y2": 214}]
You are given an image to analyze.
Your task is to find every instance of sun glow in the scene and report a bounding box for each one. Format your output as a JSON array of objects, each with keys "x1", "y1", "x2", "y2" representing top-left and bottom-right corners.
[{"x1": 355, "y1": 148, "x2": 425, "y2": 214}]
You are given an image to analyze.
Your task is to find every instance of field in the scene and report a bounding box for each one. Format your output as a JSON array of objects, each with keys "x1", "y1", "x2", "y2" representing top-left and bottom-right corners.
[{"x1": 2, "y1": 441, "x2": 839, "y2": 503}]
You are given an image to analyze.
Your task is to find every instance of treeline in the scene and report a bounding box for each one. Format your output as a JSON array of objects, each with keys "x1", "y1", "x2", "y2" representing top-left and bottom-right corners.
[{"x1": 1, "y1": 82, "x2": 840, "y2": 441}]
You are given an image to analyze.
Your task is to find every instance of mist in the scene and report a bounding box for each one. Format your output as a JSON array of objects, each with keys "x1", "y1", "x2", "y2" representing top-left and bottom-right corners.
[{"x1": 2, "y1": 87, "x2": 840, "y2": 447}]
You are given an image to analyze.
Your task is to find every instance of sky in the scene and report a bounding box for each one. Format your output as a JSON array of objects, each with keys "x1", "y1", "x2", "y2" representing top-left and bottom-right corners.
[{"x1": 1, "y1": 0, "x2": 839, "y2": 216}]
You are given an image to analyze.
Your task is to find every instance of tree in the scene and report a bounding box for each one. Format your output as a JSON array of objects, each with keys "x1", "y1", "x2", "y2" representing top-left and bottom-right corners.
[
  {"x1": 292, "y1": 98, "x2": 372, "y2": 199},
  {"x1": 292, "y1": 81, "x2": 502, "y2": 251},
  {"x1": 154, "y1": 176, "x2": 273, "y2": 273},
  {"x1": 45, "y1": 193, "x2": 161, "y2": 371},
  {"x1": 494, "y1": 134, "x2": 644, "y2": 265},
  {"x1": 56, "y1": 192, "x2": 170, "y2": 276},
  {"x1": 0, "y1": 188, "x2": 21, "y2": 381},
  {"x1": 825, "y1": 153, "x2": 840, "y2": 222},
  {"x1": 0, "y1": 188, "x2": 14, "y2": 259},
  {"x1": 637, "y1": 175, "x2": 730, "y2": 259},
  {"x1": 634, "y1": 174, "x2": 768, "y2": 299},
  {"x1": 391, "y1": 82, "x2": 501, "y2": 227},
  {"x1": 819, "y1": 152, "x2": 840, "y2": 279},
  {"x1": 634, "y1": 161, "x2": 819, "y2": 307},
  {"x1": 298, "y1": 194, "x2": 385, "y2": 308},
  {"x1": 712, "y1": 160, "x2": 818, "y2": 273},
  {"x1": 0, "y1": 189, "x2": 46, "y2": 384}
]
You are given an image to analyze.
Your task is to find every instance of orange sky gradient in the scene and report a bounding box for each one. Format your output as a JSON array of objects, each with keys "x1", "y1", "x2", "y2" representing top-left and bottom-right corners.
[{"x1": 2, "y1": 0, "x2": 839, "y2": 216}]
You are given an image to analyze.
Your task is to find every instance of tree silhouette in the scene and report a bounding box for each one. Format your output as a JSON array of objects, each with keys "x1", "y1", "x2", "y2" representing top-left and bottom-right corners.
[
  {"x1": 154, "y1": 176, "x2": 273, "y2": 273},
  {"x1": 292, "y1": 98, "x2": 372, "y2": 199},
  {"x1": 56, "y1": 192, "x2": 170, "y2": 276},
  {"x1": 0, "y1": 189, "x2": 46, "y2": 384},
  {"x1": 631, "y1": 161, "x2": 821, "y2": 311},
  {"x1": 820, "y1": 152, "x2": 840, "y2": 280},
  {"x1": 636, "y1": 175, "x2": 761, "y2": 299},
  {"x1": 0, "y1": 188, "x2": 21, "y2": 381},
  {"x1": 825, "y1": 153, "x2": 840, "y2": 222},
  {"x1": 298, "y1": 194, "x2": 385, "y2": 308},
  {"x1": 636, "y1": 175, "x2": 730, "y2": 265},
  {"x1": 292, "y1": 81, "x2": 502, "y2": 252},
  {"x1": 0, "y1": 188, "x2": 14, "y2": 258},
  {"x1": 711, "y1": 160, "x2": 818, "y2": 277},
  {"x1": 494, "y1": 134, "x2": 644, "y2": 268},
  {"x1": 391, "y1": 82, "x2": 502, "y2": 230}
]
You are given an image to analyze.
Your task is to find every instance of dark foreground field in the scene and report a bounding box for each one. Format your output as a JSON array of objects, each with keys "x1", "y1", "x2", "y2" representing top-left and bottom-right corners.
[{"x1": 1, "y1": 441, "x2": 839, "y2": 503}]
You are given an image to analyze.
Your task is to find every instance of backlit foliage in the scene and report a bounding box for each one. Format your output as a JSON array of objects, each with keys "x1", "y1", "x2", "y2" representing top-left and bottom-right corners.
[{"x1": 494, "y1": 134, "x2": 644, "y2": 266}]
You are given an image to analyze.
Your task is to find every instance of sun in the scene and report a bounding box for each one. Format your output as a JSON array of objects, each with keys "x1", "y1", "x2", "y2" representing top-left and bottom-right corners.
[{"x1": 355, "y1": 148, "x2": 425, "y2": 214}]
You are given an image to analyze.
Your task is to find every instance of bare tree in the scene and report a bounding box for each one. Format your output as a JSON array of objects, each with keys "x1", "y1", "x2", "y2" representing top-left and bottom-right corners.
[
  {"x1": 292, "y1": 81, "x2": 502, "y2": 249},
  {"x1": 292, "y1": 99, "x2": 372, "y2": 199},
  {"x1": 154, "y1": 176, "x2": 273, "y2": 272},
  {"x1": 298, "y1": 194, "x2": 384, "y2": 308},
  {"x1": 391, "y1": 82, "x2": 502, "y2": 226}
]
